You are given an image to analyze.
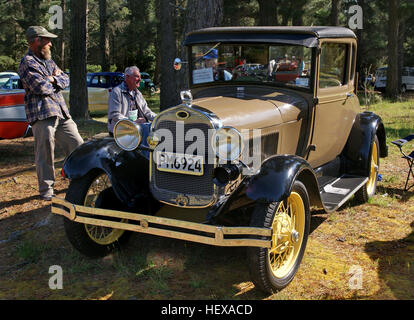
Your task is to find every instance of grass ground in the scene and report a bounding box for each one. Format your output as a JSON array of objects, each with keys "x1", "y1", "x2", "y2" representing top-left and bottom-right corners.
[{"x1": 0, "y1": 92, "x2": 413, "y2": 300}]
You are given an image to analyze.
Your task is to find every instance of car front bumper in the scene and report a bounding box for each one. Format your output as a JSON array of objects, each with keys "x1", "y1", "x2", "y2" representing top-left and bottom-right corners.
[{"x1": 51, "y1": 197, "x2": 272, "y2": 248}]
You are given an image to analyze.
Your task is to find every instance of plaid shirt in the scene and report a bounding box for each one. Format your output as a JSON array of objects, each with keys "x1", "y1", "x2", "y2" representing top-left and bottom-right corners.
[{"x1": 18, "y1": 50, "x2": 70, "y2": 124}]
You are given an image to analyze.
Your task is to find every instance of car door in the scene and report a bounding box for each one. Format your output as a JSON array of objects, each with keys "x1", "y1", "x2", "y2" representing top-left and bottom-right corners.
[{"x1": 306, "y1": 40, "x2": 359, "y2": 168}]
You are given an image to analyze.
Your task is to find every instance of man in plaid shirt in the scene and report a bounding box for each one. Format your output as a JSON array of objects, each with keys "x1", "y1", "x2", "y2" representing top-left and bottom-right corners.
[{"x1": 18, "y1": 26, "x2": 83, "y2": 201}]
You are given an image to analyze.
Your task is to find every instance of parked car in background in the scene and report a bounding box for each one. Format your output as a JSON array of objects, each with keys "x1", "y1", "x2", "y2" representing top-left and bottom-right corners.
[
  {"x1": 1, "y1": 75, "x2": 23, "y2": 90},
  {"x1": 0, "y1": 72, "x2": 18, "y2": 87},
  {"x1": 87, "y1": 72, "x2": 124, "y2": 89},
  {"x1": 63, "y1": 72, "x2": 124, "y2": 113},
  {"x1": 63, "y1": 71, "x2": 156, "y2": 113},
  {"x1": 140, "y1": 72, "x2": 157, "y2": 93},
  {"x1": 0, "y1": 91, "x2": 31, "y2": 139},
  {"x1": 53, "y1": 26, "x2": 387, "y2": 294},
  {"x1": 374, "y1": 66, "x2": 414, "y2": 93}
]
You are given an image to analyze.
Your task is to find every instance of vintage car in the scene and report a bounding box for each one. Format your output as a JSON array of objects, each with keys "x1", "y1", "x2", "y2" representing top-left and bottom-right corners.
[
  {"x1": 52, "y1": 27, "x2": 387, "y2": 293},
  {"x1": 0, "y1": 91, "x2": 31, "y2": 139},
  {"x1": 62, "y1": 72, "x2": 124, "y2": 113},
  {"x1": 0, "y1": 72, "x2": 18, "y2": 88},
  {"x1": 63, "y1": 72, "x2": 156, "y2": 113}
]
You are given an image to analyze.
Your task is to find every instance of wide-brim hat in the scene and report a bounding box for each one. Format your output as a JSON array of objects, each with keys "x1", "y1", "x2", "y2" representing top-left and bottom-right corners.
[{"x1": 26, "y1": 26, "x2": 58, "y2": 40}]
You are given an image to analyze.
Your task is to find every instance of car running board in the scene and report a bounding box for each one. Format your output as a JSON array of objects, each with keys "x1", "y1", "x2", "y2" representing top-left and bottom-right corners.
[{"x1": 319, "y1": 175, "x2": 368, "y2": 212}]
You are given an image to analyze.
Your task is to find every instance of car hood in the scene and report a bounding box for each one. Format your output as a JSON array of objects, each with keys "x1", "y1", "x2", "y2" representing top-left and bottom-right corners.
[{"x1": 191, "y1": 86, "x2": 309, "y2": 130}]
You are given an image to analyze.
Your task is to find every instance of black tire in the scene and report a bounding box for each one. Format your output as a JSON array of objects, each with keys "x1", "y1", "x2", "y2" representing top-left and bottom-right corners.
[
  {"x1": 247, "y1": 180, "x2": 310, "y2": 293},
  {"x1": 63, "y1": 170, "x2": 131, "y2": 258},
  {"x1": 354, "y1": 135, "x2": 380, "y2": 204}
]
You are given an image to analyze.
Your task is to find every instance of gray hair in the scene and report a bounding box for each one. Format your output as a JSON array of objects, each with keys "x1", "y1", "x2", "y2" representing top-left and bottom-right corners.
[
  {"x1": 124, "y1": 66, "x2": 140, "y2": 76},
  {"x1": 27, "y1": 36, "x2": 38, "y2": 44}
]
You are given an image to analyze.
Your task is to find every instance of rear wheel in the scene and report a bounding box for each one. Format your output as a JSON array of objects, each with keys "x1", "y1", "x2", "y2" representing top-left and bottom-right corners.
[
  {"x1": 63, "y1": 171, "x2": 131, "y2": 258},
  {"x1": 247, "y1": 180, "x2": 310, "y2": 293},
  {"x1": 355, "y1": 135, "x2": 380, "y2": 203}
]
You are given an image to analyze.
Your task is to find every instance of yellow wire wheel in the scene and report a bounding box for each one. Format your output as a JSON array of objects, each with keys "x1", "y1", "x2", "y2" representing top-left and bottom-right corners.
[
  {"x1": 64, "y1": 170, "x2": 132, "y2": 258},
  {"x1": 366, "y1": 139, "x2": 379, "y2": 196},
  {"x1": 247, "y1": 180, "x2": 310, "y2": 293},
  {"x1": 355, "y1": 135, "x2": 380, "y2": 203},
  {"x1": 83, "y1": 173, "x2": 126, "y2": 245},
  {"x1": 268, "y1": 191, "x2": 305, "y2": 279}
]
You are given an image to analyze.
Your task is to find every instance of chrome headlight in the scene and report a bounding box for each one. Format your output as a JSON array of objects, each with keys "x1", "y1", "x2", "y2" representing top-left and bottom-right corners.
[
  {"x1": 211, "y1": 126, "x2": 244, "y2": 161},
  {"x1": 114, "y1": 119, "x2": 142, "y2": 151}
]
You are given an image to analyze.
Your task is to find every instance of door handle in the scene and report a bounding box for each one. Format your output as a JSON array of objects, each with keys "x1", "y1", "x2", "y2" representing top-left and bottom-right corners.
[{"x1": 346, "y1": 92, "x2": 354, "y2": 98}]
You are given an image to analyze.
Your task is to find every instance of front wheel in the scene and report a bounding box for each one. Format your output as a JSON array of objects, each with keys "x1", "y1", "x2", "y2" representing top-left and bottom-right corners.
[
  {"x1": 63, "y1": 170, "x2": 131, "y2": 258},
  {"x1": 247, "y1": 180, "x2": 310, "y2": 293}
]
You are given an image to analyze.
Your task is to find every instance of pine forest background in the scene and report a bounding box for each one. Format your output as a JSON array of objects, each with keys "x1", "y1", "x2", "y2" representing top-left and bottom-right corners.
[{"x1": 0, "y1": 0, "x2": 413, "y2": 113}]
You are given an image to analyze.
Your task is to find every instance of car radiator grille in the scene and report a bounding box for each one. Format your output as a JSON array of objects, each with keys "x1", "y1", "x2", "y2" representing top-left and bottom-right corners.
[{"x1": 150, "y1": 115, "x2": 216, "y2": 207}]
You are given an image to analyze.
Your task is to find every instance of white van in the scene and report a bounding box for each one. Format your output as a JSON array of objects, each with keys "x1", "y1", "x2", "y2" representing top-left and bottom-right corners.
[{"x1": 374, "y1": 66, "x2": 414, "y2": 92}]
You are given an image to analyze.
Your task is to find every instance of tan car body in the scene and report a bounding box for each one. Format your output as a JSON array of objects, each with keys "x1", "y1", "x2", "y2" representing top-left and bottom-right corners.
[
  {"x1": 62, "y1": 87, "x2": 109, "y2": 113},
  {"x1": 53, "y1": 27, "x2": 388, "y2": 292}
]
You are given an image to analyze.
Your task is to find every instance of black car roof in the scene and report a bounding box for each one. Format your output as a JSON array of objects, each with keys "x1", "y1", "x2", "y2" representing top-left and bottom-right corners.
[{"x1": 184, "y1": 26, "x2": 356, "y2": 48}]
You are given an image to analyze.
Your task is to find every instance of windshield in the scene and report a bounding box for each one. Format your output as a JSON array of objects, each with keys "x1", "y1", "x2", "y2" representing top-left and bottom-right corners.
[
  {"x1": 376, "y1": 68, "x2": 387, "y2": 78},
  {"x1": 190, "y1": 43, "x2": 312, "y2": 89}
]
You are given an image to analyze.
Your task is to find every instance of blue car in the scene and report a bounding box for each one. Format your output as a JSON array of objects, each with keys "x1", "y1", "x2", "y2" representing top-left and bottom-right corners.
[
  {"x1": 87, "y1": 72, "x2": 157, "y2": 93},
  {"x1": 87, "y1": 72, "x2": 124, "y2": 89}
]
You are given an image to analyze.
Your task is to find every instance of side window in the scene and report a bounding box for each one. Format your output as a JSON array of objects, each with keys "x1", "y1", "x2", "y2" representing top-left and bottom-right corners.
[
  {"x1": 319, "y1": 43, "x2": 347, "y2": 88},
  {"x1": 410, "y1": 69, "x2": 414, "y2": 77},
  {"x1": 91, "y1": 76, "x2": 99, "y2": 85},
  {"x1": 100, "y1": 76, "x2": 109, "y2": 85},
  {"x1": 113, "y1": 76, "x2": 124, "y2": 86}
]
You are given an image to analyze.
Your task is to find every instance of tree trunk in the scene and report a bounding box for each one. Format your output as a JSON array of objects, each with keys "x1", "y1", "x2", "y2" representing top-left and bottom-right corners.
[
  {"x1": 58, "y1": 0, "x2": 66, "y2": 70},
  {"x1": 160, "y1": 0, "x2": 179, "y2": 110},
  {"x1": 398, "y1": 18, "x2": 406, "y2": 92},
  {"x1": 160, "y1": 0, "x2": 224, "y2": 110},
  {"x1": 257, "y1": 0, "x2": 278, "y2": 26},
  {"x1": 355, "y1": 0, "x2": 363, "y2": 82},
  {"x1": 177, "y1": 0, "x2": 224, "y2": 93},
  {"x1": 154, "y1": 0, "x2": 161, "y2": 85},
  {"x1": 386, "y1": 0, "x2": 400, "y2": 99},
  {"x1": 330, "y1": 0, "x2": 341, "y2": 26},
  {"x1": 69, "y1": 0, "x2": 89, "y2": 119},
  {"x1": 292, "y1": 0, "x2": 306, "y2": 26},
  {"x1": 99, "y1": 0, "x2": 110, "y2": 72}
]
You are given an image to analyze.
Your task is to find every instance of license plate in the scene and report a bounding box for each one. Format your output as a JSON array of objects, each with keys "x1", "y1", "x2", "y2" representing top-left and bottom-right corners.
[{"x1": 156, "y1": 152, "x2": 204, "y2": 176}]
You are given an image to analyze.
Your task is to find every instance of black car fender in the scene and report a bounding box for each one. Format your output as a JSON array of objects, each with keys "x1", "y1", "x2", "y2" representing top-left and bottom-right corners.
[
  {"x1": 214, "y1": 155, "x2": 323, "y2": 219},
  {"x1": 342, "y1": 111, "x2": 387, "y2": 177},
  {"x1": 63, "y1": 124, "x2": 155, "y2": 210}
]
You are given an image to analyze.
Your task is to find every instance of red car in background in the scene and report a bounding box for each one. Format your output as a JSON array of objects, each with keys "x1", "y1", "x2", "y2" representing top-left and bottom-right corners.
[{"x1": 0, "y1": 91, "x2": 31, "y2": 139}]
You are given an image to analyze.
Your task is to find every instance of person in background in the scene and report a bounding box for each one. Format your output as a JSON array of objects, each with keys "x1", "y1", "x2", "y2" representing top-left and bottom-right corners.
[
  {"x1": 107, "y1": 66, "x2": 157, "y2": 135},
  {"x1": 18, "y1": 26, "x2": 83, "y2": 201}
]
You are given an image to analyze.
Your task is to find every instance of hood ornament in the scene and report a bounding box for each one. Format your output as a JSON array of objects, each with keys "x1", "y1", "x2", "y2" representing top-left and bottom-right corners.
[{"x1": 180, "y1": 90, "x2": 193, "y2": 107}]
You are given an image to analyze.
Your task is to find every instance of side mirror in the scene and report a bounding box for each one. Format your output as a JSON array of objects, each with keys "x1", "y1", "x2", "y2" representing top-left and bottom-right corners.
[
  {"x1": 174, "y1": 58, "x2": 182, "y2": 70},
  {"x1": 174, "y1": 58, "x2": 188, "y2": 71}
]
